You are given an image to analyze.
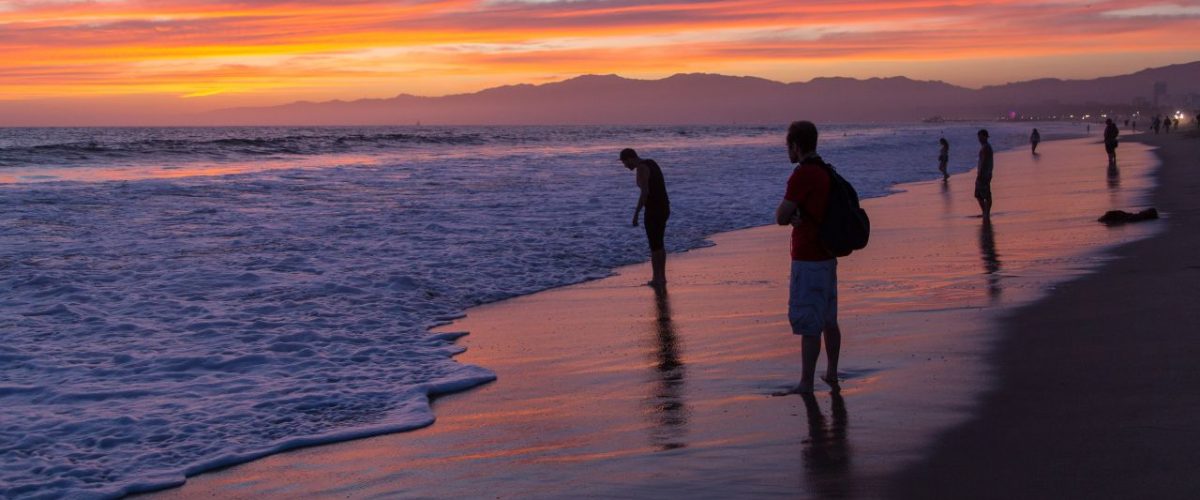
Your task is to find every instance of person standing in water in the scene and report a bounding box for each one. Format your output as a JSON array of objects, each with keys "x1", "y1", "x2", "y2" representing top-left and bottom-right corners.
[
  {"x1": 937, "y1": 138, "x2": 950, "y2": 181},
  {"x1": 621, "y1": 148, "x2": 671, "y2": 288},
  {"x1": 975, "y1": 129, "x2": 994, "y2": 220},
  {"x1": 1030, "y1": 128, "x2": 1041, "y2": 154},
  {"x1": 1104, "y1": 118, "x2": 1120, "y2": 163}
]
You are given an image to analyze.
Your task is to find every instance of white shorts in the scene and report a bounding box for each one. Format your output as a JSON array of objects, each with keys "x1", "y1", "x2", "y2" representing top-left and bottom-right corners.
[{"x1": 788, "y1": 259, "x2": 838, "y2": 336}]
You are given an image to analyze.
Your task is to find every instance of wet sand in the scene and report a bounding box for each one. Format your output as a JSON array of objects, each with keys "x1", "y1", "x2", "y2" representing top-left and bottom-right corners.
[
  {"x1": 146, "y1": 136, "x2": 1161, "y2": 499},
  {"x1": 891, "y1": 132, "x2": 1200, "y2": 498}
]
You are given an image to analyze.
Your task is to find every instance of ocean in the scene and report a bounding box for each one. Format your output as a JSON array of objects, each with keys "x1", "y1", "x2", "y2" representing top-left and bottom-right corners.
[{"x1": 0, "y1": 122, "x2": 1085, "y2": 498}]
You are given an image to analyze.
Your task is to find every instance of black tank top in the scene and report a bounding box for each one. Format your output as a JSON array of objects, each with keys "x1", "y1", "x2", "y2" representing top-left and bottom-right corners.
[{"x1": 644, "y1": 159, "x2": 670, "y2": 214}]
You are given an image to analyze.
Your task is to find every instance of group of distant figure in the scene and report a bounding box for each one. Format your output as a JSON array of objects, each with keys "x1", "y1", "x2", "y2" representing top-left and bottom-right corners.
[
  {"x1": 1148, "y1": 114, "x2": 1182, "y2": 135},
  {"x1": 1120, "y1": 114, "x2": 1194, "y2": 135}
]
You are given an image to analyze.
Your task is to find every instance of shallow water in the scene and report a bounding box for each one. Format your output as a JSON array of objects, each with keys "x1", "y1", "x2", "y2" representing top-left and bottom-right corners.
[
  {"x1": 1, "y1": 122, "x2": 1088, "y2": 498},
  {"x1": 146, "y1": 137, "x2": 1163, "y2": 499}
]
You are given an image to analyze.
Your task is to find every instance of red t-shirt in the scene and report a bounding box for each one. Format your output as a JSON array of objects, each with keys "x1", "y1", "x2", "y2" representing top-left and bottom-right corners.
[{"x1": 784, "y1": 159, "x2": 832, "y2": 261}]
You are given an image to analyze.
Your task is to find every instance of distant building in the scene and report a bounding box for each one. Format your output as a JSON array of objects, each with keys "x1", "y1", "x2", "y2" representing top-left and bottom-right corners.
[{"x1": 1153, "y1": 81, "x2": 1168, "y2": 109}]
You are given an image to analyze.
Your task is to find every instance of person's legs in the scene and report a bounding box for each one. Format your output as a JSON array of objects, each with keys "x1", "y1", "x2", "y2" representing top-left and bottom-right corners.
[
  {"x1": 644, "y1": 213, "x2": 667, "y2": 286},
  {"x1": 822, "y1": 322, "x2": 840, "y2": 379},
  {"x1": 789, "y1": 260, "x2": 836, "y2": 393},
  {"x1": 822, "y1": 263, "x2": 841, "y2": 386},
  {"x1": 799, "y1": 335, "x2": 821, "y2": 393},
  {"x1": 651, "y1": 249, "x2": 666, "y2": 285}
]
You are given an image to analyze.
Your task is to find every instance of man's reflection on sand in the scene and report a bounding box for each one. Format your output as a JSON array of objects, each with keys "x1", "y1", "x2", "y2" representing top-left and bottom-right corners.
[
  {"x1": 979, "y1": 219, "x2": 1001, "y2": 301},
  {"x1": 800, "y1": 392, "x2": 851, "y2": 497},
  {"x1": 644, "y1": 287, "x2": 688, "y2": 450},
  {"x1": 1107, "y1": 160, "x2": 1121, "y2": 190}
]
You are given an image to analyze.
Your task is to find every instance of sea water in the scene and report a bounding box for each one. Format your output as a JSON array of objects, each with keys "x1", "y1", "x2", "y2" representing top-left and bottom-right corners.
[{"x1": 0, "y1": 122, "x2": 1084, "y2": 498}]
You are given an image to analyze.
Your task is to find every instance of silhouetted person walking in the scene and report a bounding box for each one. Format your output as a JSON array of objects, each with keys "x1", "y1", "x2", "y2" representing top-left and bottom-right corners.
[
  {"x1": 937, "y1": 138, "x2": 949, "y2": 181},
  {"x1": 620, "y1": 148, "x2": 670, "y2": 288},
  {"x1": 1104, "y1": 118, "x2": 1120, "y2": 163},
  {"x1": 775, "y1": 121, "x2": 841, "y2": 393},
  {"x1": 975, "y1": 129, "x2": 994, "y2": 220},
  {"x1": 1030, "y1": 128, "x2": 1041, "y2": 154}
]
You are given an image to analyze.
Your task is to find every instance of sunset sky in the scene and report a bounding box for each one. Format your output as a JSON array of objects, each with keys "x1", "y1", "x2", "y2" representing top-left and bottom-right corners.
[{"x1": 2, "y1": 0, "x2": 1199, "y2": 112}]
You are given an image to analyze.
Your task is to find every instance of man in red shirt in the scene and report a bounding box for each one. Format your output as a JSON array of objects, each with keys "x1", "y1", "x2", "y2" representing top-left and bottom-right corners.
[{"x1": 775, "y1": 121, "x2": 841, "y2": 393}]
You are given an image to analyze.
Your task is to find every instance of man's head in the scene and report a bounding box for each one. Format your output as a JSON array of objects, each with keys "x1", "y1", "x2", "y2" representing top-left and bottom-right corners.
[
  {"x1": 977, "y1": 129, "x2": 989, "y2": 144},
  {"x1": 619, "y1": 148, "x2": 640, "y2": 170},
  {"x1": 786, "y1": 121, "x2": 818, "y2": 163}
]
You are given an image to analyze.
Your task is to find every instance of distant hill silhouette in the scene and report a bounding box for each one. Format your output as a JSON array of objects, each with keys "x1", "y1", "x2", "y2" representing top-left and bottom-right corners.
[{"x1": 203, "y1": 61, "x2": 1200, "y2": 125}]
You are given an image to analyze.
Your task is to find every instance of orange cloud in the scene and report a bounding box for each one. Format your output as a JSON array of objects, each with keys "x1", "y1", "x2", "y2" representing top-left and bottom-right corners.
[{"x1": 0, "y1": 0, "x2": 1197, "y2": 104}]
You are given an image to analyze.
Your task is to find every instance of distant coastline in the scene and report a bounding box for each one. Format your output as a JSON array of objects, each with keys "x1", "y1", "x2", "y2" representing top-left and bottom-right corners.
[{"x1": 1, "y1": 61, "x2": 1196, "y2": 127}]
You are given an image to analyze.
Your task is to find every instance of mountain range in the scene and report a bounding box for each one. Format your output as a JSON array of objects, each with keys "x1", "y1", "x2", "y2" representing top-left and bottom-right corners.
[{"x1": 200, "y1": 60, "x2": 1198, "y2": 125}]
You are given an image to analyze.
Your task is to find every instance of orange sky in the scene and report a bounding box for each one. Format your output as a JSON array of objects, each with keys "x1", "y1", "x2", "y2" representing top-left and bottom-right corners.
[{"x1": 1, "y1": 0, "x2": 1199, "y2": 110}]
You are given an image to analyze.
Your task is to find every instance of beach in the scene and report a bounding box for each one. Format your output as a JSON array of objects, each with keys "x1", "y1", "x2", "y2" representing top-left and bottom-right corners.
[
  {"x1": 143, "y1": 132, "x2": 1181, "y2": 498},
  {"x1": 891, "y1": 131, "x2": 1200, "y2": 498}
]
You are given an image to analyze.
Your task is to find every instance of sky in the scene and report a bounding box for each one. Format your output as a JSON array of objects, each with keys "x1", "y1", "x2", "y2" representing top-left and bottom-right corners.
[{"x1": 1, "y1": 0, "x2": 1199, "y2": 114}]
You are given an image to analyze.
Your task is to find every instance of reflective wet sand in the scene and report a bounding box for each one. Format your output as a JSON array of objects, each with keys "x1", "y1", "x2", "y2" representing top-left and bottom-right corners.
[{"x1": 147, "y1": 136, "x2": 1160, "y2": 498}]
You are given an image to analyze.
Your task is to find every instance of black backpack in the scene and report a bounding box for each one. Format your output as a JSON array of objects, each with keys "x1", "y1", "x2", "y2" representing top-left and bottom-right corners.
[{"x1": 816, "y1": 162, "x2": 870, "y2": 257}]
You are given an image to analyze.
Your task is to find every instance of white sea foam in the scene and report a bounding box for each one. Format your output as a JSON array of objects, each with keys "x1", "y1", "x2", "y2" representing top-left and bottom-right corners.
[{"x1": 0, "y1": 122, "x2": 1083, "y2": 498}]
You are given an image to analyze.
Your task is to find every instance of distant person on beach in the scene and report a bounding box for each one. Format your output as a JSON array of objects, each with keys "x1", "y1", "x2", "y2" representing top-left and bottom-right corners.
[
  {"x1": 1104, "y1": 119, "x2": 1120, "y2": 163},
  {"x1": 1153, "y1": 116, "x2": 1161, "y2": 134},
  {"x1": 775, "y1": 121, "x2": 841, "y2": 393},
  {"x1": 938, "y1": 138, "x2": 950, "y2": 181},
  {"x1": 1164, "y1": 117, "x2": 1172, "y2": 134},
  {"x1": 620, "y1": 148, "x2": 670, "y2": 288},
  {"x1": 975, "y1": 129, "x2": 994, "y2": 219},
  {"x1": 1030, "y1": 128, "x2": 1041, "y2": 154}
]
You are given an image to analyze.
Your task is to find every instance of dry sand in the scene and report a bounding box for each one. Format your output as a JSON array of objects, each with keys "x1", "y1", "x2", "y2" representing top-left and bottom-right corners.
[
  {"x1": 891, "y1": 132, "x2": 1200, "y2": 499},
  {"x1": 146, "y1": 134, "x2": 1171, "y2": 499}
]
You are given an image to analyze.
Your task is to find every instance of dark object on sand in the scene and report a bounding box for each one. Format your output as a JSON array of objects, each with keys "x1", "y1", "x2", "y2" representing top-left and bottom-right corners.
[{"x1": 1098, "y1": 208, "x2": 1159, "y2": 225}]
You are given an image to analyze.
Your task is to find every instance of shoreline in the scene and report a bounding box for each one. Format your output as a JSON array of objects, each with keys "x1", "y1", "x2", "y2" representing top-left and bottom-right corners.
[
  {"x1": 145, "y1": 134, "x2": 1165, "y2": 498},
  {"x1": 890, "y1": 132, "x2": 1200, "y2": 498}
]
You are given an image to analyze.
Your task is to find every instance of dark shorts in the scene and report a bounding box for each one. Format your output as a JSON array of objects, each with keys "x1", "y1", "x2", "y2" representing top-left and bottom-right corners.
[
  {"x1": 644, "y1": 210, "x2": 669, "y2": 251},
  {"x1": 975, "y1": 180, "x2": 991, "y2": 200}
]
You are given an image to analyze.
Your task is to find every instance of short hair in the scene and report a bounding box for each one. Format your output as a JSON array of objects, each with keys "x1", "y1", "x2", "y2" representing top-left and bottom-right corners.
[
  {"x1": 977, "y1": 129, "x2": 989, "y2": 138},
  {"x1": 619, "y1": 148, "x2": 638, "y2": 161},
  {"x1": 786, "y1": 121, "x2": 818, "y2": 153},
  {"x1": 939, "y1": 137, "x2": 949, "y2": 147}
]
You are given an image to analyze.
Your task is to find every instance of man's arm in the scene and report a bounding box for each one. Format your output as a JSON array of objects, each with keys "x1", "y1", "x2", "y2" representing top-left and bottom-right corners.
[
  {"x1": 776, "y1": 200, "x2": 799, "y2": 226},
  {"x1": 777, "y1": 168, "x2": 808, "y2": 226},
  {"x1": 632, "y1": 163, "x2": 648, "y2": 226}
]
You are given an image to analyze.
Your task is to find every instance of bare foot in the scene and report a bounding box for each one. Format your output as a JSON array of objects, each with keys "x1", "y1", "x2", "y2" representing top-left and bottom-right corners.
[
  {"x1": 770, "y1": 381, "x2": 814, "y2": 396},
  {"x1": 646, "y1": 280, "x2": 665, "y2": 288},
  {"x1": 821, "y1": 374, "x2": 841, "y2": 392}
]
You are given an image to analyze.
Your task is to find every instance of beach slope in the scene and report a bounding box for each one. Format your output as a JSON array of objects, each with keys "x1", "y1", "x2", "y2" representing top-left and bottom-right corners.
[{"x1": 891, "y1": 132, "x2": 1200, "y2": 498}]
